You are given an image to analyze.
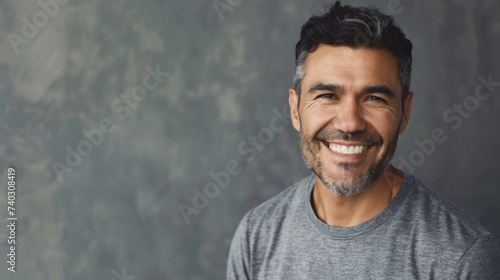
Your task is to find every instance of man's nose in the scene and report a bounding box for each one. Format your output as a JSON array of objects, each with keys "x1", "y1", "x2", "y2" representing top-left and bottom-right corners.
[{"x1": 332, "y1": 99, "x2": 366, "y2": 134}]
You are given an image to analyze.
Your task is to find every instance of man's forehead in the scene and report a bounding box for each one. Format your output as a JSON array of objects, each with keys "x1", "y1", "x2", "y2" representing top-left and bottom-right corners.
[{"x1": 302, "y1": 44, "x2": 402, "y2": 94}]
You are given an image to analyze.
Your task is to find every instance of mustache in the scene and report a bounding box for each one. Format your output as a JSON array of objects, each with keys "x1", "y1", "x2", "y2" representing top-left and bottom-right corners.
[{"x1": 315, "y1": 128, "x2": 383, "y2": 146}]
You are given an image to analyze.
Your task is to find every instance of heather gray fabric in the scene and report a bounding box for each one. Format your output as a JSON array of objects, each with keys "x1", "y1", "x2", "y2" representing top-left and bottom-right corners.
[{"x1": 227, "y1": 172, "x2": 500, "y2": 279}]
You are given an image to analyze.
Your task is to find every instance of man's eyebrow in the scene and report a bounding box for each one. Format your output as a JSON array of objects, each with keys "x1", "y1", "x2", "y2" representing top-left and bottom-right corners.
[
  {"x1": 361, "y1": 85, "x2": 397, "y2": 100},
  {"x1": 307, "y1": 83, "x2": 344, "y2": 94}
]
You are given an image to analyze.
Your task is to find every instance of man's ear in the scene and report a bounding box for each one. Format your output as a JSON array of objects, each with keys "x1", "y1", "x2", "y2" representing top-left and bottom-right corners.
[
  {"x1": 398, "y1": 91, "x2": 414, "y2": 135},
  {"x1": 289, "y1": 88, "x2": 301, "y2": 132}
]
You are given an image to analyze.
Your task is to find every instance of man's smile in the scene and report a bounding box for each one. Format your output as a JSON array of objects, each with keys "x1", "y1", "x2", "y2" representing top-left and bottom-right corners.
[
  {"x1": 322, "y1": 141, "x2": 374, "y2": 162},
  {"x1": 328, "y1": 143, "x2": 369, "y2": 154}
]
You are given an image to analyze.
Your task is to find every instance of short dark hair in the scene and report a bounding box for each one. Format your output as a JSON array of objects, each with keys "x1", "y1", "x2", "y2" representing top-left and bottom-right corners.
[{"x1": 294, "y1": 1, "x2": 413, "y2": 102}]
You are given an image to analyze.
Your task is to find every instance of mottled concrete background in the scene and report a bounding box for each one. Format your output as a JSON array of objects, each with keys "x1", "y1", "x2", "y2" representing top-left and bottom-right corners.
[{"x1": 0, "y1": 0, "x2": 498, "y2": 279}]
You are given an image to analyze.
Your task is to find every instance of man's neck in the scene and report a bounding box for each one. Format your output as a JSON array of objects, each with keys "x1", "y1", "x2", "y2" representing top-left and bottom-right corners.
[{"x1": 311, "y1": 165, "x2": 404, "y2": 228}]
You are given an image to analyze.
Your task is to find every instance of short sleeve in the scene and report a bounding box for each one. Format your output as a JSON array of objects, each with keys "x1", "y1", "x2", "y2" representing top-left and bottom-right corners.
[
  {"x1": 450, "y1": 234, "x2": 500, "y2": 279},
  {"x1": 227, "y1": 210, "x2": 253, "y2": 280}
]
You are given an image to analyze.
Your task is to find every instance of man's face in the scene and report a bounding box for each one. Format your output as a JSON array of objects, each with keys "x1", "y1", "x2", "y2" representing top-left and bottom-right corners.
[{"x1": 289, "y1": 45, "x2": 413, "y2": 196}]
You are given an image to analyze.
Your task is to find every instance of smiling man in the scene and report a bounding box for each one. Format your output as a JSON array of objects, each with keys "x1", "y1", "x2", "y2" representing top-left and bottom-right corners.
[{"x1": 227, "y1": 2, "x2": 500, "y2": 279}]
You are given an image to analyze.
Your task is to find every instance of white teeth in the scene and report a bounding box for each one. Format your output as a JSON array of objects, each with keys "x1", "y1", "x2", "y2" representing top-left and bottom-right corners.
[{"x1": 328, "y1": 143, "x2": 368, "y2": 154}]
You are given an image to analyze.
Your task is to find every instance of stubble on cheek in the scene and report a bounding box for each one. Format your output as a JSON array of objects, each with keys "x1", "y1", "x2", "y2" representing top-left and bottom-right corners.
[{"x1": 299, "y1": 128, "x2": 316, "y2": 169}]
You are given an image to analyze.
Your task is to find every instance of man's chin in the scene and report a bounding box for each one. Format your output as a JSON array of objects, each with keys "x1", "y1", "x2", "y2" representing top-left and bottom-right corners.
[
  {"x1": 329, "y1": 162, "x2": 369, "y2": 177},
  {"x1": 336, "y1": 161, "x2": 363, "y2": 170},
  {"x1": 317, "y1": 167, "x2": 376, "y2": 196},
  {"x1": 321, "y1": 179, "x2": 372, "y2": 196}
]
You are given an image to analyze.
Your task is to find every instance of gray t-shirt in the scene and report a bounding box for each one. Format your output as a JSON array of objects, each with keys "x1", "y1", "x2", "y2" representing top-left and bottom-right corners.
[{"x1": 227, "y1": 172, "x2": 500, "y2": 279}]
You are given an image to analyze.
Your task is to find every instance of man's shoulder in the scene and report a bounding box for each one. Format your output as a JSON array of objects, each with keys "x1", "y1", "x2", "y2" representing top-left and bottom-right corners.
[
  {"x1": 406, "y1": 175, "x2": 500, "y2": 277},
  {"x1": 400, "y1": 174, "x2": 500, "y2": 271},
  {"x1": 408, "y1": 175, "x2": 491, "y2": 239},
  {"x1": 241, "y1": 174, "x2": 313, "y2": 229}
]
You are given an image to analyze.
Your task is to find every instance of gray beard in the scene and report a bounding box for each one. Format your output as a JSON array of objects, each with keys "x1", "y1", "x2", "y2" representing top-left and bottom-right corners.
[
  {"x1": 315, "y1": 159, "x2": 391, "y2": 196},
  {"x1": 301, "y1": 148, "x2": 375, "y2": 196},
  {"x1": 299, "y1": 126, "x2": 397, "y2": 196}
]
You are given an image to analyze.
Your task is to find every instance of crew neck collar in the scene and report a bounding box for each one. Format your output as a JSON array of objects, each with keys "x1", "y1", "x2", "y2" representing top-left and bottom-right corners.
[{"x1": 304, "y1": 170, "x2": 414, "y2": 239}]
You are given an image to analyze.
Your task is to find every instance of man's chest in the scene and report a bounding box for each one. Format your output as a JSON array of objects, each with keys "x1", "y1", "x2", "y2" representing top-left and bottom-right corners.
[{"x1": 249, "y1": 226, "x2": 459, "y2": 279}]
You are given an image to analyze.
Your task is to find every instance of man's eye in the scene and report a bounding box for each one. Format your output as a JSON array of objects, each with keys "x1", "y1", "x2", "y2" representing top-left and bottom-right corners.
[
  {"x1": 366, "y1": 96, "x2": 386, "y2": 103},
  {"x1": 317, "y1": 94, "x2": 336, "y2": 99}
]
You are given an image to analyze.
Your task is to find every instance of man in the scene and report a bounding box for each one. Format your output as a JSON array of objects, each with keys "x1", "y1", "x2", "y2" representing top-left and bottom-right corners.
[{"x1": 227, "y1": 1, "x2": 500, "y2": 279}]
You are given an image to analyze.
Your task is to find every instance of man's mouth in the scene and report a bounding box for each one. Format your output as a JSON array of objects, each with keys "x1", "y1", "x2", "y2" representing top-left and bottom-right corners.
[{"x1": 327, "y1": 143, "x2": 369, "y2": 155}]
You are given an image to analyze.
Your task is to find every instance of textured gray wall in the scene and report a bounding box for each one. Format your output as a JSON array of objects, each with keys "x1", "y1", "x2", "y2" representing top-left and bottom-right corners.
[{"x1": 0, "y1": 0, "x2": 499, "y2": 279}]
